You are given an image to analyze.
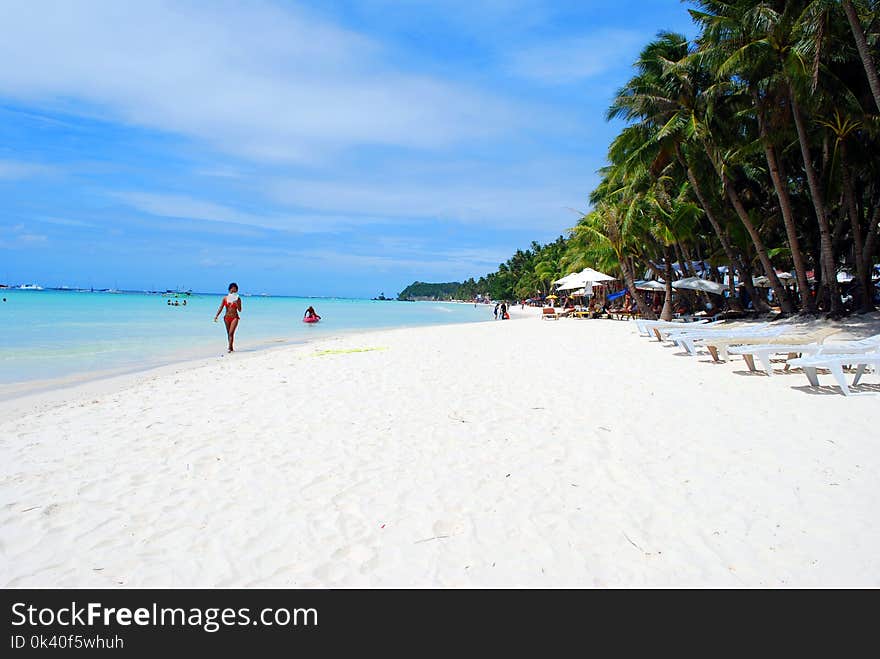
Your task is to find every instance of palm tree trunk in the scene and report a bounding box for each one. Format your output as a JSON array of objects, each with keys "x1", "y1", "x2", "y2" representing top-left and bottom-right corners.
[
  {"x1": 682, "y1": 157, "x2": 763, "y2": 310},
  {"x1": 839, "y1": 140, "x2": 874, "y2": 312},
  {"x1": 864, "y1": 205, "x2": 880, "y2": 256},
  {"x1": 681, "y1": 243, "x2": 698, "y2": 277},
  {"x1": 662, "y1": 245, "x2": 675, "y2": 320},
  {"x1": 843, "y1": 0, "x2": 880, "y2": 111},
  {"x1": 701, "y1": 137, "x2": 792, "y2": 311},
  {"x1": 861, "y1": 204, "x2": 880, "y2": 308},
  {"x1": 727, "y1": 261, "x2": 743, "y2": 312},
  {"x1": 756, "y1": 100, "x2": 813, "y2": 312},
  {"x1": 620, "y1": 256, "x2": 656, "y2": 320},
  {"x1": 789, "y1": 90, "x2": 840, "y2": 314},
  {"x1": 719, "y1": 170, "x2": 793, "y2": 313}
]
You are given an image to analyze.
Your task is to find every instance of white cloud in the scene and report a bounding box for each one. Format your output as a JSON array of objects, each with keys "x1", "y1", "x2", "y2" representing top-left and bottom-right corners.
[
  {"x1": 0, "y1": 1, "x2": 519, "y2": 163},
  {"x1": 509, "y1": 29, "x2": 644, "y2": 84},
  {"x1": 267, "y1": 177, "x2": 586, "y2": 229},
  {"x1": 37, "y1": 217, "x2": 98, "y2": 229},
  {"x1": 114, "y1": 190, "x2": 406, "y2": 234},
  {"x1": 0, "y1": 160, "x2": 52, "y2": 179},
  {"x1": 289, "y1": 247, "x2": 506, "y2": 276},
  {"x1": 0, "y1": 223, "x2": 49, "y2": 248}
]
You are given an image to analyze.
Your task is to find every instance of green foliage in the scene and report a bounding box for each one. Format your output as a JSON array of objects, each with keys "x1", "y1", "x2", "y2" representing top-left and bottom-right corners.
[
  {"x1": 397, "y1": 282, "x2": 463, "y2": 301},
  {"x1": 409, "y1": 1, "x2": 880, "y2": 313}
]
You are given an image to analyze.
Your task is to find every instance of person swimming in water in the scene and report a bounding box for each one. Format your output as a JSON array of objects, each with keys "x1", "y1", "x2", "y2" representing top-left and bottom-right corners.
[
  {"x1": 304, "y1": 306, "x2": 321, "y2": 321},
  {"x1": 214, "y1": 282, "x2": 242, "y2": 352}
]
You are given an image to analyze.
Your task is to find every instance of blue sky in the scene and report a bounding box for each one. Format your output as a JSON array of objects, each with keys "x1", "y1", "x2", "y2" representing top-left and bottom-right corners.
[{"x1": 0, "y1": 0, "x2": 698, "y2": 296}]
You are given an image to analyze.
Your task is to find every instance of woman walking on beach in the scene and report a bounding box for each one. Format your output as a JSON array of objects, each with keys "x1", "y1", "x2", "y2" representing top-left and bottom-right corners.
[{"x1": 214, "y1": 282, "x2": 242, "y2": 352}]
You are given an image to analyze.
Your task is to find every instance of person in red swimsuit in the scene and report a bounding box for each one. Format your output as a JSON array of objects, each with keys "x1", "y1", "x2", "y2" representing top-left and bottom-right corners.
[{"x1": 214, "y1": 282, "x2": 242, "y2": 352}]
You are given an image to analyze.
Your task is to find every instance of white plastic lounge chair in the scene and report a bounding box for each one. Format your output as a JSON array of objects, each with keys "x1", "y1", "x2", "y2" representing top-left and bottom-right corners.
[
  {"x1": 659, "y1": 321, "x2": 769, "y2": 343},
  {"x1": 726, "y1": 330, "x2": 874, "y2": 375},
  {"x1": 787, "y1": 351, "x2": 880, "y2": 396},
  {"x1": 708, "y1": 327, "x2": 840, "y2": 366},
  {"x1": 541, "y1": 307, "x2": 559, "y2": 321},
  {"x1": 729, "y1": 342, "x2": 822, "y2": 375},
  {"x1": 635, "y1": 318, "x2": 714, "y2": 338},
  {"x1": 665, "y1": 324, "x2": 777, "y2": 356},
  {"x1": 688, "y1": 327, "x2": 788, "y2": 358},
  {"x1": 653, "y1": 318, "x2": 727, "y2": 341},
  {"x1": 813, "y1": 333, "x2": 880, "y2": 356}
]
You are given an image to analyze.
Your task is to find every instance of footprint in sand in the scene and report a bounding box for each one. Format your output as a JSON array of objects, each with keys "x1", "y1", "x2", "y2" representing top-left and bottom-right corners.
[{"x1": 41, "y1": 503, "x2": 63, "y2": 517}]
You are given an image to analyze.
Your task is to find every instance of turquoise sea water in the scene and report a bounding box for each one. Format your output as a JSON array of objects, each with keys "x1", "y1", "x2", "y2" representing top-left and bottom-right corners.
[{"x1": 0, "y1": 290, "x2": 491, "y2": 386}]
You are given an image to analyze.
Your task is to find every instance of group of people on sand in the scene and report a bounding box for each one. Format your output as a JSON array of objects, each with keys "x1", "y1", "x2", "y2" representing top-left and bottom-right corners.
[
  {"x1": 213, "y1": 283, "x2": 321, "y2": 353},
  {"x1": 493, "y1": 302, "x2": 510, "y2": 320}
]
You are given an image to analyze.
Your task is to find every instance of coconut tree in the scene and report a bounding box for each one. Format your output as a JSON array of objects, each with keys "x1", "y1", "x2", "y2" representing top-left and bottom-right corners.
[
  {"x1": 573, "y1": 206, "x2": 657, "y2": 320},
  {"x1": 842, "y1": 0, "x2": 880, "y2": 110},
  {"x1": 692, "y1": 0, "x2": 820, "y2": 312},
  {"x1": 607, "y1": 31, "x2": 766, "y2": 310}
]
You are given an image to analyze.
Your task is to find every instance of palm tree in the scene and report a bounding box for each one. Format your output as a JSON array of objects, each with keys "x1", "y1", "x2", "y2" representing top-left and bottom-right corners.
[
  {"x1": 842, "y1": 0, "x2": 880, "y2": 110},
  {"x1": 607, "y1": 31, "x2": 768, "y2": 310},
  {"x1": 575, "y1": 198, "x2": 657, "y2": 320},
  {"x1": 692, "y1": 0, "x2": 817, "y2": 312},
  {"x1": 819, "y1": 109, "x2": 877, "y2": 310}
]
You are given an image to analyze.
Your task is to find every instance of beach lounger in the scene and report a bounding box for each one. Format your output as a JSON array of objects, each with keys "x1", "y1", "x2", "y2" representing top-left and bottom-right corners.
[
  {"x1": 662, "y1": 321, "x2": 769, "y2": 340},
  {"x1": 542, "y1": 307, "x2": 559, "y2": 321},
  {"x1": 661, "y1": 321, "x2": 770, "y2": 341},
  {"x1": 787, "y1": 351, "x2": 880, "y2": 396},
  {"x1": 635, "y1": 318, "x2": 712, "y2": 337},
  {"x1": 649, "y1": 319, "x2": 725, "y2": 341},
  {"x1": 668, "y1": 325, "x2": 784, "y2": 357},
  {"x1": 706, "y1": 327, "x2": 840, "y2": 365},
  {"x1": 726, "y1": 328, "x2": 856, "y2": 374},
  {"x1": 661, "y1": 322, "x2": 770, "y2": 350}
]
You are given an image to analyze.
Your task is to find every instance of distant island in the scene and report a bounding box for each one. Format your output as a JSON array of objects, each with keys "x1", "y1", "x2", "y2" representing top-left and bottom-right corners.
[{"x1": 397, "y1": 281, "x2": 463, "y2": 301}]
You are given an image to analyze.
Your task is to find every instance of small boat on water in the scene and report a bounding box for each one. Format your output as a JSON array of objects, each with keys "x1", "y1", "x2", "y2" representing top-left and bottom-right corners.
[
  {"x1": 162, "y1": 289, "x2": 192, "y2": 298},
  {"x1": 18, "y1": 284, "x2": 44, "y2": 290}
]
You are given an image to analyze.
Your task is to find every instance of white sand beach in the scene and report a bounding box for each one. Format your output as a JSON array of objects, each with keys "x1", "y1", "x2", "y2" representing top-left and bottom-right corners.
[{"x1": 2, "y1": 310, "x2": 879, "y2": 588}]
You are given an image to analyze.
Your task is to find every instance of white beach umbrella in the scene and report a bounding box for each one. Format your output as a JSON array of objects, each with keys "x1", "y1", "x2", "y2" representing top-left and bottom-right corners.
[
  {"x1": 553, "y1": 273, "x2": 580, "y2": 289},
  {"x1": 752, "y1": 273, "x2": 795, "y2": 287},
  {"x1": 578, "y1": 267, "x2": 615, "y2": 283},
  {"x1": 558, "y1": 268, "x2": 615, "y2": 291},
  {"x1": 672, "y1": 277, "x2": 726, "y2": 295},
  {"x1": 556, "y1": 279, "x2": 583, "y2": 291},
  {"x1": 558, "y1": 281, "x2": 594, "y2": 295},
  {"x1": 636, "y1": 280, "x2": 666, "y2": 292}
]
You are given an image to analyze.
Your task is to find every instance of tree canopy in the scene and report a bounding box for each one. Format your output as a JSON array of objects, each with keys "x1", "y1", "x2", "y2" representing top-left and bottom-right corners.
[{"x1": 414, "y1": 1, "x2": 880, "y2": 316}]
